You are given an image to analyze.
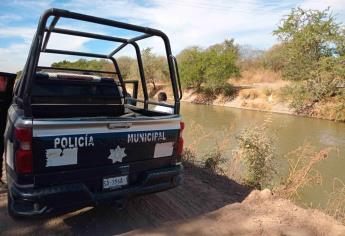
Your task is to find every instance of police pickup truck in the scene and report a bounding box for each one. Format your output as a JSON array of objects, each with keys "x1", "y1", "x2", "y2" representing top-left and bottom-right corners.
[{"x1": 3, "y1": 9, "x2": 184, "y2": 218}]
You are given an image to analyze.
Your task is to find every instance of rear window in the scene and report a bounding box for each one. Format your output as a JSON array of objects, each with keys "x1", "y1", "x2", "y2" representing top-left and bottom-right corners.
[{"x1": 31, "y1": 73, "x2": 122, "y2": 104}]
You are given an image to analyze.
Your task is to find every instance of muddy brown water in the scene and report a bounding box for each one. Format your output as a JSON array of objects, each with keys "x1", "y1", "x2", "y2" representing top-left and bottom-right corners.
[{"x1": 180, "y1": 102, "x2": 345, "y2": 208}]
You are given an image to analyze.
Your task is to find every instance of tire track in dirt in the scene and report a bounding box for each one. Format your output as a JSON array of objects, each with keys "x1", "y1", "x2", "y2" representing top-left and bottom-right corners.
[{"x1": 0, "y1": 164, "x2": 250, "y2": 236}]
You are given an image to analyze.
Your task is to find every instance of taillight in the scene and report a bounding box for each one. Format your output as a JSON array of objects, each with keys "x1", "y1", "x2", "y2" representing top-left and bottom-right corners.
[
  {"x1": 14, "y1": 127, "x2": 33, "y2": 174},
  {"x1": 177, "y1": 121, "x2": 185, "y2": 156}
]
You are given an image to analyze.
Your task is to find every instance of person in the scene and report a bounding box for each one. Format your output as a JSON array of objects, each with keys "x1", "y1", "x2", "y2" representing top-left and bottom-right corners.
[{"x1": 154, "y1": 92, "x2": 174, "y2": 114}]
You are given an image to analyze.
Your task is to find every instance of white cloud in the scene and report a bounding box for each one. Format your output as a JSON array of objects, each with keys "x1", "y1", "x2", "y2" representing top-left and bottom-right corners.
[
  {"x1": 0, "y1": 26, "x2": 35, "y2": 43},
  {"x1": 56, "y1": 0, "x2": 295, "y2": 52},
  {"x1": 1, "y1": 0, "x2": 345, "y2": 72},
  {"x1": 0, "y1": 43, "x2": 29, "y2": 72},
  {"x1": 38, "y1": 33, "x2": 92, "y2": 66},
  {"x1": 0, "y1": 14, "x2": 23, "y2": 22}
]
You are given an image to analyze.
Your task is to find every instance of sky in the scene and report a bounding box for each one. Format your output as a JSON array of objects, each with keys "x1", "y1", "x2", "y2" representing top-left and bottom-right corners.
[{"x1": 0, "y1": 0, "x2": 345, "y2": 72}]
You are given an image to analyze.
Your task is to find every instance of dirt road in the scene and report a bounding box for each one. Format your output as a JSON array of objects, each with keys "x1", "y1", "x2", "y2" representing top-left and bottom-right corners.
[{"x1": 1, "y1": 164, "x2": 344, "y2": 236}]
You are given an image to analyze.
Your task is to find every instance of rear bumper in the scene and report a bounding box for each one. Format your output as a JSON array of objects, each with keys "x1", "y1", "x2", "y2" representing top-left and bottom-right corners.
[{"x1": 8, "y1": 165, "x2": 183, "y2": 218}]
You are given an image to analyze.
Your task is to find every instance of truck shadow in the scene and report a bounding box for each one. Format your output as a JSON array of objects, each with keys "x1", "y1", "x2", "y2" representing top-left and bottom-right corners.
[
  {"x1": 0, "y1": 162, "x2": 252, "y2": 236},
  {"x1": 62, "y1": 162, "x2": 252, "y2": 235}
]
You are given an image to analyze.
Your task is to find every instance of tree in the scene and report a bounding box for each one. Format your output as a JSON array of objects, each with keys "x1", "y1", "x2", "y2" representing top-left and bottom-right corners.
[
  {"x1": 177, "y1": 40, "x2": 240, "y2": 92},
  {"x1": 262, "y1": 44, "x2": 287, "y2": 72},
  {"x1": 203, "y1": 39, "x2": 240, "y2": 90},
  {"x1": 51, "y1": 59, "x2": 113, "y2": 74},
  {"x1": 117, "y1": 56, "x2": 135, "y2": 80},
  {"x1": 177, "y1": 46, "x2": 205, "y2": 90},
  {"x1": 273, "y1": 7, "x2": 345, "y2": 114},
  {"x1": 141, "y1": 48, "x2": 165, "y2": 89},
  {"x1": 273, "y1": 7, "x2": 345, "y2": 81}
]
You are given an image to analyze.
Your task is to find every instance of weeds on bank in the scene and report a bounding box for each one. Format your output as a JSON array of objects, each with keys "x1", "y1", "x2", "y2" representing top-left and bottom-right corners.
[
  {"x1": 280, "y1": 83, "x2": 345, "y2": 122},
  {"x1": 192, "y1": 84, "x2": 237, "y2": 104},
  {"x1": 182, "y1": 121, "x2": 210, "y2": 165},
  {"x1": 275, "y1": 145, "x2": 332, "y2": 200},
  {"x1": 240, "y1": 90, "x2": 259, "y2": 100},
  {"x1": 202, "y1": 138, "x2": 229, "y2": 175},
  {"x1": 181, "y1": 121, "x2": 232, "y2": 175},
  {"x1": 326, "y1": 178, "x2": 345, "y2": 224}
]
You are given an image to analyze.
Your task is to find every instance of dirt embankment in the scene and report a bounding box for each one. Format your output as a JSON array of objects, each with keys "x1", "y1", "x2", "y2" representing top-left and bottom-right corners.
[
  {"x1": 181, "y1": 69, "x2": 293, "y2": 115},
  {"x1": 155, "y1": 69, "x2": 294, "y2": 115},
  {"x1": 181, "y1": 83, "x2": 292, "y2": 115},
  {"x1": 1, "y1": 163, "x2": 344, "y2": 236}
]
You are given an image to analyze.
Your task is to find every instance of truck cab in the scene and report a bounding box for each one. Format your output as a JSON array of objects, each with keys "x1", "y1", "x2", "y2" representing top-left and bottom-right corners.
[{"x1": 4, "y1": 8, "x2": 184, "y2": 218}]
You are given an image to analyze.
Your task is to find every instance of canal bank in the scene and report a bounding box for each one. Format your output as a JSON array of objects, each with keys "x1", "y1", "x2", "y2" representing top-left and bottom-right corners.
[
  {"x1": 180, "y1": 101, "x2": 345, "y2": 209},
  {"x1": 180, "y1": 87, "x2": 345, "y2": 123}
]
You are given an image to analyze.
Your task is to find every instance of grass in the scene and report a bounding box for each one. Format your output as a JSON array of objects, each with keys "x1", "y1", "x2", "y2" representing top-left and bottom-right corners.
[
  {"x1": 240, "y1": 89, "x2": 259, "y2": 100},
  {"x1": 232, "y1": 68, "x2": 282, "y2": 84},
  {"x1": 274, "y1": 144, "x2": 332, "y2": 200},
  {"x1": 326, "y1": 178, "x2": 345, "y2": 224}
]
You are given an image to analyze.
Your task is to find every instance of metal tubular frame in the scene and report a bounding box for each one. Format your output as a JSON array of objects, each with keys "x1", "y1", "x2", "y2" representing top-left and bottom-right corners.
[
  {"x1": 108, "y1": 42, "x2": 128, "y2": 57},
  {"x1": 18, "y1": 8, "x2": 182, "y2": 116},
  {"x1": 41, "y1": 16, "x2": 60, "y2": 51}
]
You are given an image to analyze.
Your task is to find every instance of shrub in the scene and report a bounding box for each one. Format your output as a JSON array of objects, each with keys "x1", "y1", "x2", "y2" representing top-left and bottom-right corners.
[
  {"x1": 263, "y1": 87, "x2": 273, "y2": 97},
  {"x1": 182, "y1": 148, "x2": 197, "y2": 164},
  {"x1": 275, "y1": 145, "x2": 332, "y2": 200},
  {"x1": 262, "y1": 44, "x2": 287, "y2": 72},
  {"x1": 234, "y1": 122, "x2": 275, "y2": 189},
  {"x1": 334, "y1": 103, "x2": 345, "y2": 122},
  {"x1": 280, "y1": 56, "x2": 345, "y2": 114},
  {"x1": 203, "y1": 149, "x2": 227, "y2": 175},
  {"x1": 202, "y1": 83, "x2": 236, "y2": 97},
  {"x1": 221, "y1": 83, "x2": 237, "y2": 97},
  {"x1": 307, "y1": 56, "x2": 345, "y2": 101},
  {"x1": 280, "y1": 83, "x2": 314, "y2": 114}
]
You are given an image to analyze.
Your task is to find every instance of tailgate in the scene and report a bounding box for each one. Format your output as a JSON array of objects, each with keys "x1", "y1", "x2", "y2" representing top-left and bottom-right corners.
[{"x1": 32, "y1": 118, "x2": 181, "y2": 173}]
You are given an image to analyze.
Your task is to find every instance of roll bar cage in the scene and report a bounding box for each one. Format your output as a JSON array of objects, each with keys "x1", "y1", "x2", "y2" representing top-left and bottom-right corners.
[{"x1": 16, "y1": 8, "x2": 182, "y2": 116}]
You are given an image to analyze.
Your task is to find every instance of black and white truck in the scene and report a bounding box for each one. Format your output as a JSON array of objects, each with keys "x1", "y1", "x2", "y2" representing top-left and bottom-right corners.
[{"x1": 1, "y1": 8, "x2": 184, "y2": 218}]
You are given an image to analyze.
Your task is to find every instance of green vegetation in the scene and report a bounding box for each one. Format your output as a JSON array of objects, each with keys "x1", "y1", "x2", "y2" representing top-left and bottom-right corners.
[
  {"x1": 178, "y1": 39, "x2": 240, "y2": 95},
  {"x1": 52, "y1": 58, "x2": 112, "y2": 73},
  {"x1": 234, "y1": 122, "x2": 275, "y2": 189},
  {"x1": 273, "y1": 8, "x2": 345, "y2": 81},
  {"x1": 140, "y1": 48, "x2": 169, "y2": 89},
  {"x1": 269, "y1": 8, "x2": 345, "y2": 118},
  {"x1": 52, "y1": 49, "x2": 169, "y2": 90}
]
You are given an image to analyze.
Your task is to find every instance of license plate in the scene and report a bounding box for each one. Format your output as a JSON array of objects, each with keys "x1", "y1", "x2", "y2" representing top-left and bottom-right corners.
[{"x1": 103, "y1": 176, "x2": 128, "y2": 189}]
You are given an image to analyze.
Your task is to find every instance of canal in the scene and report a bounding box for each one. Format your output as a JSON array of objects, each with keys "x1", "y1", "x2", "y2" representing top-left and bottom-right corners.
[{"x1": 181, "y1": 102, "x2": 345, "y2": 207}]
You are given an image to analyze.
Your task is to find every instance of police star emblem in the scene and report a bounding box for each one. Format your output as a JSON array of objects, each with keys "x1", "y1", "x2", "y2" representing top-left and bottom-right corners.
[{"x1": 108, "y1": 145, "x2": 127, "y2": 163}]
